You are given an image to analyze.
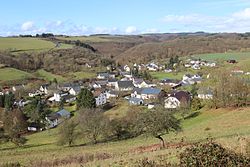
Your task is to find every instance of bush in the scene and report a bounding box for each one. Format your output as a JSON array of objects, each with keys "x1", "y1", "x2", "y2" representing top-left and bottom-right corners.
[
  {"x1": 180, "y1": 141, "x2": 250, "y2": 167},
  {"x1": 1, "y1": 162, "x2": 21, "y2": 167}
]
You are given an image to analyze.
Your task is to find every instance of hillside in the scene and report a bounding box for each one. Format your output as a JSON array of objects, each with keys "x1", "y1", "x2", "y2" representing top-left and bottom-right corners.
[
  {"x1": 0, "y1": 107, "x2": 249, "y2": 166},
  {"x1": 0, "y1": 37, "x2": 72, "y2": 53},
  {"x1": 117, "y1": 35, "x2": 250, "y2": 63}
]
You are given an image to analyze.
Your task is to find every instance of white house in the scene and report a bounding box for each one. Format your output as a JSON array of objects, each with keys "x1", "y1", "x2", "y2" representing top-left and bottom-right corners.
[
  {"x1": 69, "y1": 86, "x2": 81, "y2": 96},
  {"x1": 46, "y1": 109, "x2": 71, "y2": 128},
  {"x1": 131, "y1": 88, "x2": 162, "y2": 100},
  {"x1": 133, "y1": 78, "x2": 156, "y2": 88},
  {"x1": 97, "y1": 72, "x2": 110, "y2": 79},
  {"x1": 106, "y1": 90, "x2": 119, "y2": 99},
  {"x1": 40, "y1": 84, "x2": 49, "y2": 95},
  {"x1": 124, "y1": 65, "x2": 131, "y2": 72},
  {"x1": 164, "y1": 91, "x2": 191, "y2": 109},
  {"x1": 29, "y1": 90, "x2": 43, "y2": 97},
  {"x1": 182, "y1": 74, "x2": 202, "y2": 85},
  {"x1": 93, "y1": 91, "x2": 107, "y2": 106}
]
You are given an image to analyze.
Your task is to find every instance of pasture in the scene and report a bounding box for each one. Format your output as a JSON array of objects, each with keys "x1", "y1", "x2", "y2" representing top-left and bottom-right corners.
[
  {"x1": 0, "y1": 107, "x2": 249, "y2": 166},
  {"x1": 0, "y1": 68, "x2": 33, "y2": 81},
  {"x1": 0, "y1": 37, "x2": 72, "y2": 53}
]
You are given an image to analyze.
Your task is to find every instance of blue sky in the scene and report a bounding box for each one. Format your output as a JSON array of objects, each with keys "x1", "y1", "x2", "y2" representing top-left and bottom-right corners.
[{"x1": 1, "y1": 0, "x2": 250, "y2": 36}]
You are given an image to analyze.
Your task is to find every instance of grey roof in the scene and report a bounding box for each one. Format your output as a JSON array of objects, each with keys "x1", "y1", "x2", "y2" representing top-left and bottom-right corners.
[
  {"x1": 118, "y1": 81, "x2": 134, "y2": 88},
  {"x1": 129, "y1": 97, "x2": 143, "y2": 103},
  {"x1": 95, "y1": 80, "x2": 108, "y2": 85},
  {"x1": 108, "y1": 78, "x2": 118, "y2": 82},
  {"x1": 132, "y1": 88, "x2": 143, "y2": 94},
  {"x1": 97, "y1": 72, "x2": 109, "y2": 77},
  {"x1": 57, "y1": 109, "x2": 71, "y2": 117},
  {"x1": 141, "y1": 88, "x2": 161, "y2": 95},
  {"x1": 71, "y1": 85, "x2": 81, "y2": 93},
  {"x1": 63, "y1": 94, "x2": 76, "y2": 101},
  {"x1": 161, "y1": 78, "x2": 180, "y2": 84}
]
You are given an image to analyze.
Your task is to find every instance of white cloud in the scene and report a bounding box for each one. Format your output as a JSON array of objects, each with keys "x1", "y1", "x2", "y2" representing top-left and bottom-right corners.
[
  {"x1": 161, "y1": 8, "x2": 250, "y2": 32},
  {"x1": 21, "y1": 21, "x2": 34, "y2": 31},
  {"x1": 143, "y1": 28, "x2": 160, "y2": 34},
  {"x1": 125, "y1": 26, "x2": 137, "y2": 34},
  {"x1": 233, "y1": 8, "x2": 250, "y2": 20}
]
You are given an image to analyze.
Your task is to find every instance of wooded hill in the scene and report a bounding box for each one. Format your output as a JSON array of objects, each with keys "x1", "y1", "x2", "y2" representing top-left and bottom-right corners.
[{"x1": 1, "y1": 32, "x2": 250, "y2": 73}]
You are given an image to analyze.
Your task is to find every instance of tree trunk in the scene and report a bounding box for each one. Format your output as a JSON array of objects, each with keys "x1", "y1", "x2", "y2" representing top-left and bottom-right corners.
[{"x1": 156, "y1": 135, "x2": 165, "y2": 148}]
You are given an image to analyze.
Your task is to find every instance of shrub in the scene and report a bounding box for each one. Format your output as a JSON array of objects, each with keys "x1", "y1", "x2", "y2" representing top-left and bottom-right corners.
[
  {"x1": 180, "y1": 141, "x2": 250, "y2": 167},
  {"x1": 1, "y1": 162, "x2": 21, "y2": 167}
]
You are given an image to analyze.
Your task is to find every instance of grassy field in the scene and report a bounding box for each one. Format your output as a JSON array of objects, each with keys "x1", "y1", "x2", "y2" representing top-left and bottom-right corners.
[
  {"x1": 35, "y1": 69, "x2": 66, "y2": 82},
  {"x1": 150, "y1": 69, "x2": 196, "y2": 80},
  {"x1": 56, "y1": 35, "x2": 143, "y2": 43},
  {"x1": 193, "y1": 52, "x2": 250, "y2": 61},
  {"x1": 0, "y1": 107, "x2": 249, "y2": 166},
  {"x1": 0, "y1": 68, "x2": 33, "y2": 81},
  {"x1": 69, "y1": 71, "x2": 96, "y2": 80},
  {"x1": 0, "y1": 37, "x2": 72, "y2": 53}
]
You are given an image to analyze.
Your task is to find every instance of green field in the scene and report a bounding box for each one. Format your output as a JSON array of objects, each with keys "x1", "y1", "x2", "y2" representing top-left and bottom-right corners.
[
  {"x1": 0, "y1": 37, "x2": 72, "y2": 53},
  {"x1": 0, "y1": 68, "x2": 33, "y2": 81},
  {"x1": 0, "y1": 107, "x2": 249, "y2": 166},
  {"x1": 70, "y1": 71, "x2": 96, "y2": 79},
  {"x1": 193, "y1": 52, "x2": 250, "y2": 61},
  {"x1": 35, "y1": 69, "x2": 66, "y2": 82}
]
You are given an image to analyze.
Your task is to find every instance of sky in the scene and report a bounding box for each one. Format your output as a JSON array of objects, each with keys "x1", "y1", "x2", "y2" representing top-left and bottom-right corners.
[{"x1": 1, "y1": 0, "x2": 250, "y2": 36}]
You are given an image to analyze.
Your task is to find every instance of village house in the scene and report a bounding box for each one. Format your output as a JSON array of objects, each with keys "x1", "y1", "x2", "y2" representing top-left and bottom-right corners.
[
  {"x1": 133, "y1": 78, "x2": 156, "y2": 88},
  {"x1": 129, "y1": 97, "x2": 144, "y2": 105},
  {"x1": 46, "y1": 109, "x2": 71, "y2": 128},
  {"x1": 198, "y1": 88, "x2": 213, "y2": 99},
  {"x1": 115, "y1": 80, "x2": 134, "y2": 91},
  {"x1": 68, "y1": 85, "x2": 81, "y2": 96},
  {"x1": 107, "y1": 78, "x2": 118, "y2": 87},
  {"x1": 48, "y1": 91, "x2": 76, "y2": 103},
  {"x1": 131, "y1": 87, "x2": 162, "y2": 100},
  {"x1": 164, "y1": 91, "x2": 191, "y2": 109},
  {"x1": 106, "y1": 90, "x2": 119, "y2": 99},
  {"x1": 97, "y1": 72, "x2": 110, "y2": 79},
  {"x1": 29, "y1": 90, "x2": 43, "y2": 97},
  {"x1": 160, "y1": 78, "x2": 181, "y2": 88},
  {"x1": 123, "y1": 65, "x2": 131, "y2": 72},
  {"x1": 93, "y1": 89, "x2": 107, "y2": 106},
  {"x1": 146, "y1": 62, "x2": 159, "y2": 71},
  {"x1": 182, "y1": 74, "x2": 202, "y2": 85}
]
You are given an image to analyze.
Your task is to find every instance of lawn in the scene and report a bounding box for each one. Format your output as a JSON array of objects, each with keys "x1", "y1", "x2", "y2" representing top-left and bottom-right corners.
[
  {"x1": 70, "y1": 71, "x2": 96, "y2": 80},
  {"x1": 0, "y1": 68, "x2": 33, "y2": 81},
  {"x1": 193, "y1": 52, "x2": 250, "y2": 61},
  {"x1": 34, "y1": 69, "x2": 66, "y2": 82},
  {"x1": 0, "y1": 37, "x2": 72, "y2": 53},
  {"x1": 0, "y1": 107, "x2": 249, "y2": 166}
]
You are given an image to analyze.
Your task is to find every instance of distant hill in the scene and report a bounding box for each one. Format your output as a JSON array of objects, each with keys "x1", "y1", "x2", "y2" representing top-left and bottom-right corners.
[{"x1": 1, "y1": 33, "x2": 250, "y2": 71}]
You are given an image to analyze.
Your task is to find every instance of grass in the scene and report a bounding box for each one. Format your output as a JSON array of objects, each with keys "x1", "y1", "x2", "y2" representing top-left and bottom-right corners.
[
  {"x1": 193, "y1": 52, "x2": 250, "y2": 61},
  {"x1": 0, "y1": 107, "x2": 249, "y2": 166},
  {"x1": 34, "y1": 69, "x2": 66, "y2": 82},
  {"x1": 0, "y1": 68, "x2": 33, "y2": 81},
  {"x1": 150, "y1": 69, "x2": 196, "y2": 80},
  {"x1": 56, "y1": 35, "x2": 138, "y2": 43},
  {"x1": 69, "y1": 71, "x2": 96, "y2": 80},
  {"x1": 0, "y1": 37, "x2": 72, "y2": 53}
]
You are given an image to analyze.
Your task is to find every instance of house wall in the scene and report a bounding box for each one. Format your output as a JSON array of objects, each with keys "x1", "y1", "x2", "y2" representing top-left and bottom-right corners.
[
  {"x1": 164, "y1": 97, "x2": 180, "y2": 109},
  {"x1": 95, "y1": 93, "x2": 107, "y2": 106}
]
